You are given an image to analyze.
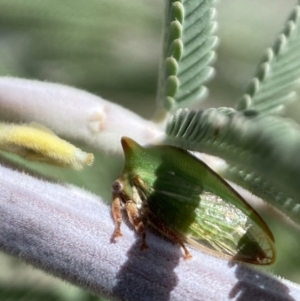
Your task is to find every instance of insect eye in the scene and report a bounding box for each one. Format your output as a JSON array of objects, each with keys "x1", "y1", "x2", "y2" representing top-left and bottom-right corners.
[{"x1": 112, "y1": 180, "x2": 123, "y2": 193}]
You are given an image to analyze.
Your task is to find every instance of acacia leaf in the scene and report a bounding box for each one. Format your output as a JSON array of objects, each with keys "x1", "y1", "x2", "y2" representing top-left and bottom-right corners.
[
  {"x1": 155, "y1": 0, "x2": 217, "y2": 118},
  {"x1": 236, "y1": 4, "x2": 300, "y2": 115}
]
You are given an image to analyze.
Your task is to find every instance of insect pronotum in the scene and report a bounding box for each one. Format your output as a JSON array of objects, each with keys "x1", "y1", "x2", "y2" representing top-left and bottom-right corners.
[{"x1": 111, "y1": 137, "x2": 275, "y2": 265}]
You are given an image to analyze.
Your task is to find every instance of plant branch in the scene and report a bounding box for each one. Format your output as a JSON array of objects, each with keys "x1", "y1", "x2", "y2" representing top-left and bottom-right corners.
[
  {"x1": 0, "y1": 77, "x2": 163, "y2": 154},
  {"x1": 0, "y1": 159, "x2": 299, "y2": 301}
]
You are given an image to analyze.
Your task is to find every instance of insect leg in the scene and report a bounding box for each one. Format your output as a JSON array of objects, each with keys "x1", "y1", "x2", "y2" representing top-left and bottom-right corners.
[
  {"x1": 125, "y1": 201, "x2": 148, "y2": 250},
  {"x1": 133, "y1": 176, "x2": 192, "y2": 259},
  {"x1": 111, "y1": 195, "x2": 123, "y2": 238},
  {"x1": 148, "y1": 212, "x2": 192, "y2": 260}
]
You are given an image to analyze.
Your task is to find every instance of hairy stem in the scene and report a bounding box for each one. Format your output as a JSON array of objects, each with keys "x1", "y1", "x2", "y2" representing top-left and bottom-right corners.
[{"x1": 0, "y1": 159, "x2": 299, "y2": 301}]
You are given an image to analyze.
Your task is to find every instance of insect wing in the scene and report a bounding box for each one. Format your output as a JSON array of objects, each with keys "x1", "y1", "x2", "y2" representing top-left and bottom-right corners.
[
  {"x1": 188, "y1": 191, "x2": 275, "y2": 264},
  {"x1": 143, "y1": 167, "x2": 275, "y2": 264}
]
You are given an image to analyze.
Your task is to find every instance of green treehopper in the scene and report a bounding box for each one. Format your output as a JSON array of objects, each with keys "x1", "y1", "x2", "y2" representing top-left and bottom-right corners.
[{"x1": 111, "y1": 137, "x2": 275, "y2": 265}]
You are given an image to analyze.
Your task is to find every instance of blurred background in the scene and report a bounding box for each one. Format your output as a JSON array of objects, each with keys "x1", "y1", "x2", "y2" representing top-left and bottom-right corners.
[{"x1": 0, "y1": 0, "x2": 299, "y2": 300}]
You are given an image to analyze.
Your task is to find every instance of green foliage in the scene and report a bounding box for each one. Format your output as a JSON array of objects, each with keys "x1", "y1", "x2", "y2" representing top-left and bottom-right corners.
[
  {"x1": 156, "y1": 0, "x2": 217, "y2": 117},
  {"x1": 0, "y1": 0, "x2": 161, "y2": 117},
  {"x1": 165, "y1": 108, "x2": 300, "y2": 224},
  {"x1": 164, "y1": 1, "x2": 300, "y2": 229},
  {"x1": 236, "y1": 5, "x2": 300, "y2": 115}
]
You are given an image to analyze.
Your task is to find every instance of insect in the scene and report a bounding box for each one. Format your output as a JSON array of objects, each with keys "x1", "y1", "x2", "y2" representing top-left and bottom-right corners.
[{"x1": 111, "y1": 137, "x2": 275, "y2": 264}]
